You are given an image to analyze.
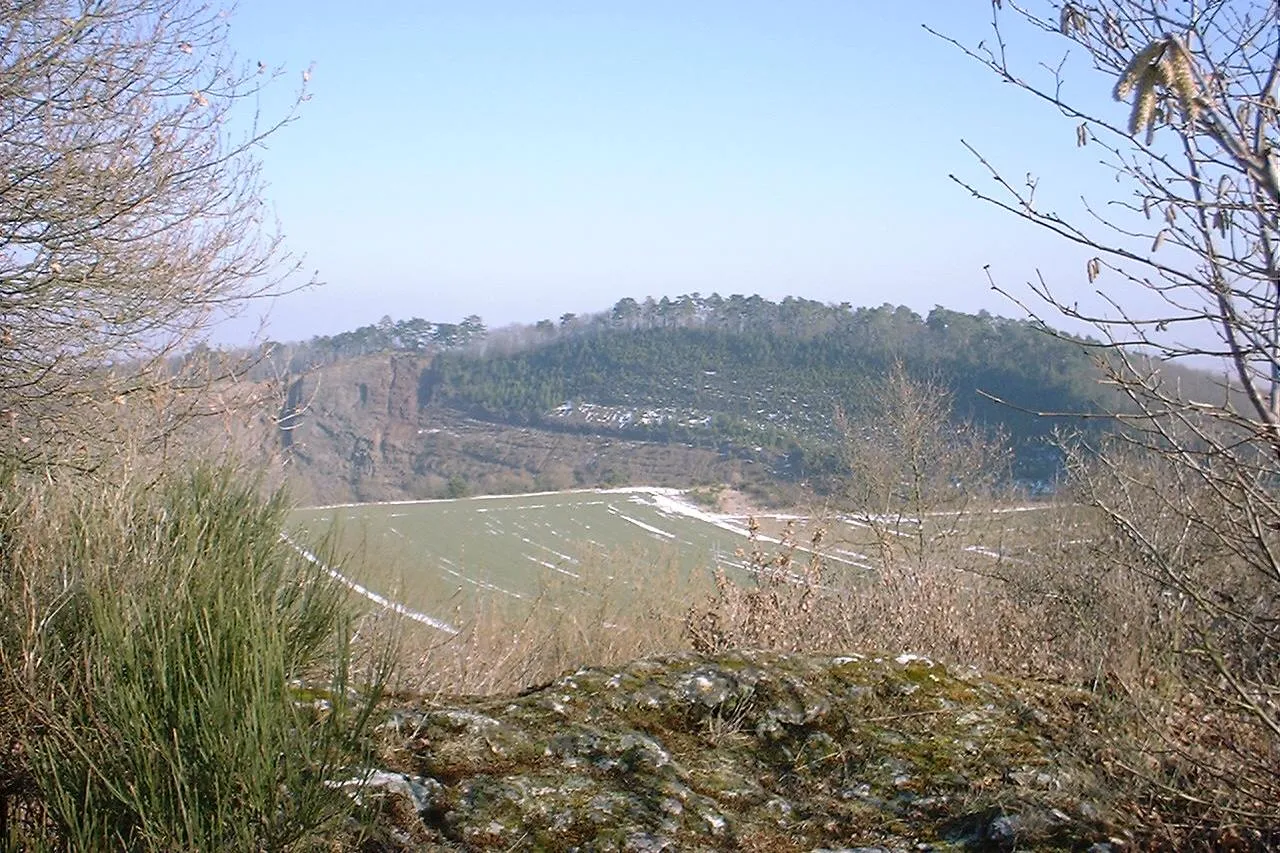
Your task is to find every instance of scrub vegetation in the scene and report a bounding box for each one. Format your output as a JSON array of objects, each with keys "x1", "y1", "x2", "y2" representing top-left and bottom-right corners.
[
  {"x1": 0, "y1": 467, "x2": 391, "y2": 849},
  {"x1": 4, "y1": 0, "x2": 1280, "y2": 849}
]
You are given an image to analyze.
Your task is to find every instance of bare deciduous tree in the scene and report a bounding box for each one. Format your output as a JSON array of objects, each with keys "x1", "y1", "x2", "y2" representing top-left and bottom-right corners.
[
  {"x1": 838, "y1": 365, "x2": 1010, "y2": 576},
  {"x1": 1, "y1": 1, "x2": 308, "y2": 467},
  {"x1": 938, "y1": 0, "x2": 1280, "y2": 829}
]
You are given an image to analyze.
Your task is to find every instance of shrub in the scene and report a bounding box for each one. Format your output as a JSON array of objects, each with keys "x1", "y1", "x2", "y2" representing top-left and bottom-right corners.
[{"x1": 0, "y1": 466, "x2": 389, "y2": 851}]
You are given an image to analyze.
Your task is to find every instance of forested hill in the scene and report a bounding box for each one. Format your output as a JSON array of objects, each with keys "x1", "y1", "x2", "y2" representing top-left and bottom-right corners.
[
  {"x1": 263, "y1": 296, "x2": 1132, "y2": 487},
  {"x1": 423, "y1": 302, "x2": 1106, "y2": 459}
]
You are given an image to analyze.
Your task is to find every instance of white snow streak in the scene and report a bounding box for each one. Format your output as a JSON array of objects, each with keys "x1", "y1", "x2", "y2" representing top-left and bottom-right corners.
[
  {"x1": 962, "y1": 544, "x2": 1029, "y2": 564},
  {"x1": 611, "y1": 511, "x2": 676, "y2": 539},
  {"x1": 523, "y1": 554, "x2": 581, "y2": 577},
  {"x1": 279, "y1": 533, "x2": 459, "y2": 635}
]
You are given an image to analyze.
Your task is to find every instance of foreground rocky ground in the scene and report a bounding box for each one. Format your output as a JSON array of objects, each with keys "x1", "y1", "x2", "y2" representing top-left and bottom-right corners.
[{"x1": 352, "y1": 650, "x2": 1130, "y2": 851}]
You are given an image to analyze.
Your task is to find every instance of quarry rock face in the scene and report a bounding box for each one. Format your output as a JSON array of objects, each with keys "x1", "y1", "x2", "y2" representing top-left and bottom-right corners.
[
  {"x1": 276, "y1": 354, "x2": 434, "y2": 505},
  {"x1": 362, "y1": 650, "x2": 1122, "y2": 851},
  {"x1": 269, "y1": 355, "x2": 762, "y2": 507}
]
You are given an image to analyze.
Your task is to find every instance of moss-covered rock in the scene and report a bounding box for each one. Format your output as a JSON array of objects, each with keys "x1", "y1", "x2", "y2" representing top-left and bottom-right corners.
[{"x1": 361, "y1": 651, "x2": 1125, "y2": 851}]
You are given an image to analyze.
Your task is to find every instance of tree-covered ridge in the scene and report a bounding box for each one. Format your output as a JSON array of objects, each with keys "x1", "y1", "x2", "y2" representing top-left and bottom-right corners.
[
  {"x1": 272, "y1": 313, "x2": 489, "y2": 371},
  {"x1": 421, "y1": 297, "x2": 1110, "y2": 464},
  {"x1": 264, "y1": 294, "x2": 1142, "y2": 481}
]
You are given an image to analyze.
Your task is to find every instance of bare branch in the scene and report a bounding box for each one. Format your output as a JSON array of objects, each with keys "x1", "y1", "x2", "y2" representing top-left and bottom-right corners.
[{"x1": 0, "y1": 1, "x2": 312, "y2": 467}]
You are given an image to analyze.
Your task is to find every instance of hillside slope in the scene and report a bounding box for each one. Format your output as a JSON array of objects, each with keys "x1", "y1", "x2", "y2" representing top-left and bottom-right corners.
[
  {"x1": 273, "y1": 354, "x2": 780, "y2": 507},
  {"x1": 260, "y1": 297, "x2": 1216, "y2": 505}
]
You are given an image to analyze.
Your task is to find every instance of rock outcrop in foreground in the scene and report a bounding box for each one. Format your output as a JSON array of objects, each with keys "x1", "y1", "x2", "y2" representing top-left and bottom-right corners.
[{"x1": 361, "y1": 650, "x2": 1125, "y2": 851}]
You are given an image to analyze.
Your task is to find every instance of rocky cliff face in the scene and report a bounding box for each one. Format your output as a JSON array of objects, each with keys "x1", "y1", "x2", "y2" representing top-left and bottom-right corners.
[
  {"x1": 275, "y1": 354, "x2": 436, "y2": 505},
  {"x1": 356, "y1": 651, "x2": 1124, "y2": 852},
  {"x1": 268, "y1": 355, "x2": 772, "y2": 506}
]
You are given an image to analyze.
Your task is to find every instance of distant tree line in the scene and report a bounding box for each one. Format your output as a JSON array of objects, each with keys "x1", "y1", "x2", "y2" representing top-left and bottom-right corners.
[
  {"x1": 251, "y1": 293, "x2": 1226, "y2": 483},
  {"x1": 246, "y1": 313, "x2": 488, "y2": 378},
  {"x1": 422, "y1": 298, "x2": 1115, "y2": 478}
]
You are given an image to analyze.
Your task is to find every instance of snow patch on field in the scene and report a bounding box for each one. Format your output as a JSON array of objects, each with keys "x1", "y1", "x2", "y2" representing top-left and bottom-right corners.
[
  {"x1": 524, "y1": 554, "x2": 581, "y2": 577},
  {"x1": 303, "y1": 486, "x2": 658, "y2": 512},
  {"x1": 438, "y1": 558, "x2": 525, "y2": 599},
  {"x1": 963, "y1": 544, "x2": 1029, "y2": 565},
  {"x1": 519, "y1": 536, "x2": 579, "y2": 564},
  {"x1": 280, "y1": 533, "x2": 459, "y2": 635},
  {"x1": 627, "y1": 489, "x2": 752, "y2": 537},
  {"x1": 609, "y1": 508, "x2": 677, "y2": 539},
  {"x1": 618, "y1": 489, "x2": 874, "y2": 570}
]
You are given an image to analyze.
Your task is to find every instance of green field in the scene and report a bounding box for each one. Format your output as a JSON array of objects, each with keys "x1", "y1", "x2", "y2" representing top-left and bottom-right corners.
[
  {"x1": 289, "y1": 489, "x2": 760, "y2": 628},
  {"x1": 289, "y1": 488, "x2": 1068, "y2": 633}
]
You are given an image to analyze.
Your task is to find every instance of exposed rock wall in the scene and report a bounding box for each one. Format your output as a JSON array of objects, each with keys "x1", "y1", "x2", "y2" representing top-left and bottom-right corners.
[
  {"x1": 274, "y1": 355, "x2": 434, "y2": 504},
  {"x1": 265, "y1": 355, "x2": 764, "y2": 506}
]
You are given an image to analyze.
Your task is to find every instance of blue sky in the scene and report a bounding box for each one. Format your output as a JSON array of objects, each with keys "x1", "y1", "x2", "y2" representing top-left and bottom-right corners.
[{"x1": 220, "y1": 2, "x2": 1123, "y2": 342}]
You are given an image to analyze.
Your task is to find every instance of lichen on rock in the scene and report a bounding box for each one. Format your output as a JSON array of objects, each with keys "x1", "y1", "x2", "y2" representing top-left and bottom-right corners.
[{"x1": 360, "y1": 650, "x2": 1121, "y2": 851}]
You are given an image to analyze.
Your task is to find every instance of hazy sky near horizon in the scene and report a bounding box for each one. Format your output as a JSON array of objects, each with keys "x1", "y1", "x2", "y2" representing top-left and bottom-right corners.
[{"x1": 219, "y1": 2, "x2": 1129, "y2": 343}]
